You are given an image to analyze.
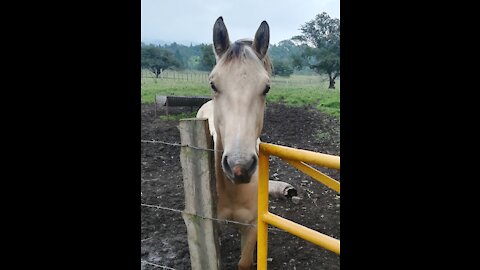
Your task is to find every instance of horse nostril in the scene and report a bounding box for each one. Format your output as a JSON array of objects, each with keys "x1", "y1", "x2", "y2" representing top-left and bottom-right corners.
[
  {"x1": 247, "y1": 155, "x2": 258, "y2": 174},
  {"x1": 222, "y1": 155, "x2": 232, "y2": 172}
]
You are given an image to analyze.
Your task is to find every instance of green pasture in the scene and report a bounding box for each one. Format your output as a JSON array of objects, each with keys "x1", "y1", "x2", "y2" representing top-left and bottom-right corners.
[{"x1": 141, "y1": 70, "x2": 340, "y2": 118}]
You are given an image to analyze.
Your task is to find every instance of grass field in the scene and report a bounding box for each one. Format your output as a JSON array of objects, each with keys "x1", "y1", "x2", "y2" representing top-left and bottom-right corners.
[{"x1": 141, "y1": 70, "x2": 340, "y2": 118}]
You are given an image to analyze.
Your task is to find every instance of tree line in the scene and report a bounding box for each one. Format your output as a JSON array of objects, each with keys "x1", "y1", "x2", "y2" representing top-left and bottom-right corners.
[{"x1": 141, "y1": 12, "x2": 339, "y2": 88}]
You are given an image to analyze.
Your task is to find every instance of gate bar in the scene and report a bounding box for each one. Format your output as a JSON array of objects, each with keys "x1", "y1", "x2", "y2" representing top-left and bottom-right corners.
[
  {"x1": 260, "y1": 143, "x2": 340, "y2": 170},
  {"x1": 285, "y1": 159, "x2": 340, "y2": 193},
  {"x1": 262, "y1": 212, "x2": 340, "y2": 254},
  {"x1": 257, "y1": 150, "x2": 269, "y2": 270}
]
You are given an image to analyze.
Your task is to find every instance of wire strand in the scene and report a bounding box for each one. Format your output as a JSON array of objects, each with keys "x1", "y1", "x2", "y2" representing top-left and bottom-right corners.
[
  {"x1": 141, "y1": 260, "x2": 176, "y2": 270},
  {"x1": 141, "y1": 139, "x2": 223, "y2": 152},
  {"x1": 141, "y1": 203, "x2": 285, "y2": 232}
]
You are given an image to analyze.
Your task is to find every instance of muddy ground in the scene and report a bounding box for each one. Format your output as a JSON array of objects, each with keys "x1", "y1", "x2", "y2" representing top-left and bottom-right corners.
[{"x1": 141, "y1": 102, "x2": 340, "y2": 269}]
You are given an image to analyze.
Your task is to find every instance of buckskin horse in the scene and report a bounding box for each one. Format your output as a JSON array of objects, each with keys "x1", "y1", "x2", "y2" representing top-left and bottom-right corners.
[{"x1": 196, "y1": 16, "x2": 283, "y2": 269}]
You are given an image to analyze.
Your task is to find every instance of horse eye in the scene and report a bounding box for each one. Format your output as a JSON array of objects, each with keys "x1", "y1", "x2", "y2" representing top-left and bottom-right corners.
[
  {"x1": 263, "y1": 85, "x2": 270, "y2": 95},
  {"x1": 210, "y1": 82, "x2": 218, "y2": 92}
]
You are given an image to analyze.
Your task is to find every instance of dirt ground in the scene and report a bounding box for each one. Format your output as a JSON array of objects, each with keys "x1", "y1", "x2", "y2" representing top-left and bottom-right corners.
[{"x1": 141, "y1": 102, "x2": 340, "y2": 269}]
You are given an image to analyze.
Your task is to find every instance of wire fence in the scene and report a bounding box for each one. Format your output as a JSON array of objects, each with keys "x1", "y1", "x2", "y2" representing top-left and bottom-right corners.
[
  {"x1": 140, "y1": 69, "x2": 337, "y2": 86},
  {"x1": 141, "y1": 139, "x2": 288, "y2": 269},
  {"x1": 141, "y1": 139, "x2": 284, "y2": 231},
  {"x1": 141, "y1": 69, "x2": 210, "y2": 82}
]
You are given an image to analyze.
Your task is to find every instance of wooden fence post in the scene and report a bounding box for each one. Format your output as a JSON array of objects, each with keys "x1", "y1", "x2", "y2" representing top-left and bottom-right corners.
[{"x1": 178, "y1": 118, "x2": 220, "y2": 270}]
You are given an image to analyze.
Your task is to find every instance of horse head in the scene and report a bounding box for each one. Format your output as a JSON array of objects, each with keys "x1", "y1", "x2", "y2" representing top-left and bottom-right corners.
[{"x1": 210, "y1": 17, "x2": 272, "y2": 184}]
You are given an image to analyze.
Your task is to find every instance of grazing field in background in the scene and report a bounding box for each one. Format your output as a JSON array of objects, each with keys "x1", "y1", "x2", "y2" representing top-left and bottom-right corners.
[{"x1": 141, "y1": 69, "x2": 340, "y2": 118}]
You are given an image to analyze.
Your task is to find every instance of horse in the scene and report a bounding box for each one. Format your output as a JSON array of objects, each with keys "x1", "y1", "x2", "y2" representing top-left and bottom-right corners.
[{"x1": 196, "y1": 16, "x2": 273, "y2": 270}]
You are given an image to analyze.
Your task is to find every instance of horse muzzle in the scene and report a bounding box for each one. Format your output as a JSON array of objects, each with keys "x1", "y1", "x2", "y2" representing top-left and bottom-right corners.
[{"x1": 222, "y1": 153, "x2": 258, "y2": 184}]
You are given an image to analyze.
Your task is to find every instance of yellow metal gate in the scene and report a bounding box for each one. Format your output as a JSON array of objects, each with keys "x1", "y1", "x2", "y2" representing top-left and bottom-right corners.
[{"x1": 257, "y1": 142, "x2": 340, "y2": 269}]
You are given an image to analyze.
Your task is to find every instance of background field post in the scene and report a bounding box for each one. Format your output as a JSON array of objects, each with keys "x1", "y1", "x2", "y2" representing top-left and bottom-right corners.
[{"x1": 178, "y1": 118, "x2": 220, "y2": 270}]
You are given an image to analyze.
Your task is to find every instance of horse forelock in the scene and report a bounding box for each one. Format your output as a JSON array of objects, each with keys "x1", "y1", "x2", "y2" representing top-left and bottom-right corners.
[{"x1": 219, "y1": 39, "x2": 272, "y2": 76}]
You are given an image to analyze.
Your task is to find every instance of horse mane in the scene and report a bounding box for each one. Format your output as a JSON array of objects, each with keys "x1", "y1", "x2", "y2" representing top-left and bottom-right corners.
[{"x1": 221, "y1": 39, "x2": 272, "y2": 76}]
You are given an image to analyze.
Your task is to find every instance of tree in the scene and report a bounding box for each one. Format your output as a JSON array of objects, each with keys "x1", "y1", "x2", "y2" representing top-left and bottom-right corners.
[
  {"x1": 292, "y1": 12, "x2": 340, "y2": 89},
  {"x1": 174, "y1": 49, "x2": 184, "y2": 68},
  {"x1": 272, "y1": 59, "x2": 294, "y2": 77},
  {"x1": 141, "y1": 45, "x2": 180, "y2": 78},
  {"x1": 269, "y1": 40, "x2": 297, "y2": 60},
  {"x1": 199, "y1": 44, "x2": 216, "y2": 71}
]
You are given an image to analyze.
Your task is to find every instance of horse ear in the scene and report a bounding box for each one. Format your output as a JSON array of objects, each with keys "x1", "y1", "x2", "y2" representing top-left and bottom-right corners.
[
  {"x1": 253, "y1": 21, "x2": 270, "y2": 59},
  {"x1": 213, "y1": 16, "x2": 230, "y2": 59}
]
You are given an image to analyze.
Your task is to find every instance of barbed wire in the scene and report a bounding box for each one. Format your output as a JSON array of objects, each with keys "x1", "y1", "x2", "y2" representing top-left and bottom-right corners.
[
  {"x1": 141, "y1": 139, "x2": 223, "y2": 152},
  {"x1": 141, "y1": 260, "x2": 176, "y2": 270},
  {"x1": 141, "y1": 140, "x2": 299, "y2": 233},
  {"x1": 141, "y1": 140, "x2": 300, "y2": 235},
  {"x1": 141, "y1": 203, "x2": 254, "y2": 227},
  {"x1": 141, "y1": 203, "x2": 284, "y2": 232},
  {"x1": 140, "y1": 203, "x2": 285, "y2": 269}
]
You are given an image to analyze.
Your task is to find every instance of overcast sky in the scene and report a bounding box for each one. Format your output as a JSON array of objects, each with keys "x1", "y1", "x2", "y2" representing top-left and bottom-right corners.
[{"x1": 141, "y1": 0, "x2": 339, "y2": 46}]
